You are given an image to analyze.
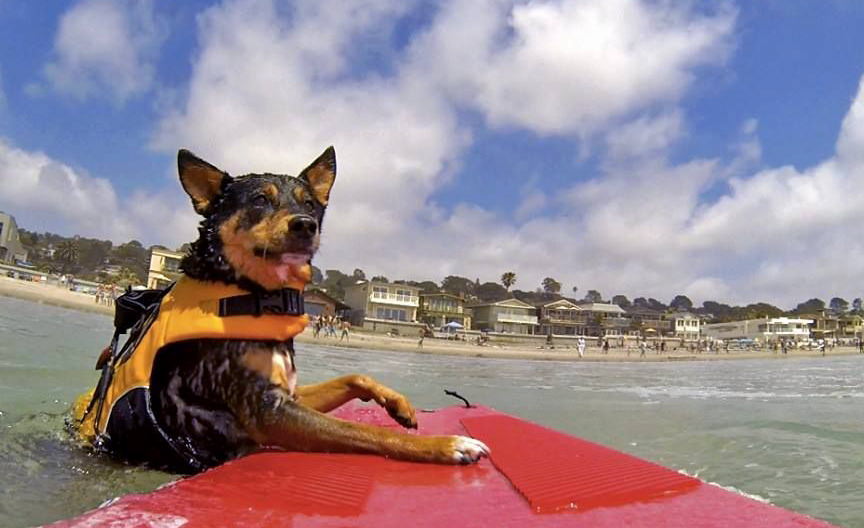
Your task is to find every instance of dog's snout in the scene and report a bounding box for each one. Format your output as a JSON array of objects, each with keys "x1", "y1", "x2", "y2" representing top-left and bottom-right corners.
[{"x1": 289, "y1": 215, "x2": 318, "y2": 238}]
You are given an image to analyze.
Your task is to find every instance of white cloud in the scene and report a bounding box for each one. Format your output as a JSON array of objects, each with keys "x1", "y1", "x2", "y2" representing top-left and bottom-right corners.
[
  {"x1": 149, "y1": 0, "x2": 740, "y2": 300},
  {"x1": 408, "y1": 0, "x2": 735, "y2": 135},
  {"x1": 41, "y1": 0, "x2": 164, "y2": 101},
  {"x1": 19, "y1": 0, "x2": 864, "y2": 308},
  {"x1": 0, "y1": 138, "x2": 197, "y2": 246}
]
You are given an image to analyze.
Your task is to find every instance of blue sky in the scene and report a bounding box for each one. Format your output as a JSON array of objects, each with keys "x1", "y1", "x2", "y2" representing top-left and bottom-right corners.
[{"x1": 2, "y1": 0, "x2": 864, "y2": 307}]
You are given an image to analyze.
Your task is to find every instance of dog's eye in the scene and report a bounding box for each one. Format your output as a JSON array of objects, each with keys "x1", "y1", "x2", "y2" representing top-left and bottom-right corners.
[
  {"x1": 304, "y1": 199, "x2": 316, "y2": 209},
  {"x1": 252, "y1": 195, "x2": 269, "y2": 207}
]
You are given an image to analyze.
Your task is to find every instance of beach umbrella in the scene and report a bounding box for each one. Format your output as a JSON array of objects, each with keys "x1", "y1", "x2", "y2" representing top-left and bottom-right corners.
[{"x1": 444, "y1": 321, "x2": 464, "y2": 329}]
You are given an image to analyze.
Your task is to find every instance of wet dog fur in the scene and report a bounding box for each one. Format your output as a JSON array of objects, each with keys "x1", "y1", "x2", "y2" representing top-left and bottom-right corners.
[{"x1": 141, "y1": 147, "x2": 489, "y2": 471}]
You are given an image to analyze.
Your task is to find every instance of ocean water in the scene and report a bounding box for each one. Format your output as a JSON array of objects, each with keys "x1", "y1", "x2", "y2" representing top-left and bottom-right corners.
[{"x1": 1, "y1": 295, "x2": 863, "y2": 527}]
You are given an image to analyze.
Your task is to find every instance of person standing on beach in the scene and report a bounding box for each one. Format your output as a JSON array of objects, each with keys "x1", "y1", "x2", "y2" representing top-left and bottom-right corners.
[
  {"x1": 576, "y1": 336, "x2": 585, "y2": 358},
  {"x1": 639, "y1": 340, "x2": 647, "y2": 358},
  {"x1": 603, "y1": 338, "x2": 610, "y2": 355},
  {"x1": 340, "y1": 319, "x2": 351, "y2": 341},
  {"x1": 417, "y1": 328, "x2": 425, "y2": 348}
]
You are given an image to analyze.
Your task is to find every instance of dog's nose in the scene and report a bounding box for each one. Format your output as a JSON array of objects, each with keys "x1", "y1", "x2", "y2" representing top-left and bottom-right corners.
[{"x1": 289, "y1": 215, "x2": 318, "y2": 238}]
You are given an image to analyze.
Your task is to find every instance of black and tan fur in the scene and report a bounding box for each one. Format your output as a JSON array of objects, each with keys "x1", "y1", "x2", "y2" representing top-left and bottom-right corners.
[{"x1": 136, "y1": 147, "x2": 488, "y2": 471}]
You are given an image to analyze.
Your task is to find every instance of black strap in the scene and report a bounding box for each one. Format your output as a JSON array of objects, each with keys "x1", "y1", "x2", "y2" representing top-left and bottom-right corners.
[{"x1": 218, "y1": 288, "x2": 305, "y2": 317}]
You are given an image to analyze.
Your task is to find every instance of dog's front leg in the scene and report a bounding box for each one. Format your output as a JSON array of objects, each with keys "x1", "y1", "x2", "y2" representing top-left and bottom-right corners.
[
  {"x1": 296, "y1": 374, "x2": 416, "y2": 428},
  {"x1": 236, "y1": 387, "x2": 487, "y2": 464}
]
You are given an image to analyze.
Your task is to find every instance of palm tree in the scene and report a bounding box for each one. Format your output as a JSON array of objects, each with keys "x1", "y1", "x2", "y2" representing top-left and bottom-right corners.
[
  {"x1": 55, "y1": 240, "x2": 80, "y2": 273},
  {"x1": 501, "y1": 272, "x2": 516, "y2": 292}
]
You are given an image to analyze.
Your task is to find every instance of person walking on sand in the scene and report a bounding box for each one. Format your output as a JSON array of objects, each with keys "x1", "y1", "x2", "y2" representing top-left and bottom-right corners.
[
  {"x1": 340, "y1": 319, "x2": 351, "y2": 342},
  {"x1": 639, "y1": 339, "x2": 647, "y2": 358},
  {"x1": 603, "y1": 338, "x2": 610, "y2": 355},
  {"x1": 417, "y1": 328, "x2": 425, "y2": 348},
  {"x1": 577, "y1": 336, "x2": 585, "y2": 358}
]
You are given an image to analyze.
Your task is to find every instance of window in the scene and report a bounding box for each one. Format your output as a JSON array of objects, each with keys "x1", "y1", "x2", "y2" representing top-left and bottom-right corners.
[
  {"x1": 164, "y1": 258, "x2": 180, "y2": 272},
  {"x1": 376, "y1": 307, "x2": 407, "y2": 321}
]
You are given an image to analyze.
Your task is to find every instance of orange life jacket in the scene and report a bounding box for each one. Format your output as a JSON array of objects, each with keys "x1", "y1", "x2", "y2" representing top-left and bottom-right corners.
[{"x1": 72, "y1": 272, "x2": 309, "y2": 466}]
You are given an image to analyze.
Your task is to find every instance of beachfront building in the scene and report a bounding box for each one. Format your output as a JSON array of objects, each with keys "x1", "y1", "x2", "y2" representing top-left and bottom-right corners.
[
  {"x1": 344, "y1": 280, "x2": 421, "y2": 327},
  {"x1": 0, "y1": 211, "x2": 28, "y2": 264},
  {"x1": 469, "y1": 298, "x2": 539, "y2": 334},
  {"x1": 805, "y1": 311, "x2": 864, "y2": 342},
  {"x1": 418, "y1": 292, "x2": 471, "y2": 329},
  {"x1": 624, "y1": 305, "x2": 672, "y2": 337},
  {"x1": 838, "y1": 314, "x2": 864, "y2": 339},
  {"x1": 805, "y1": 311, "x2": 841, "y2": 342},
  {"x1": 579, "y1": 302, "x2": 630, "y2": 337},
  {"x1": 147, "y1": 247, "x2": 184, "y2": 289},
  {"x1": 536, "y1": 299, "x2": 586, "y2": 336},
  {"x1": 670, "y1": 312, "x2": 702, "y2": 340},
  {"x1": 702, "y1": 317, "x2": 813, "y2": 342},
  {"x1": 304, "y1": 288, "x2": 351, "y2": 318}
]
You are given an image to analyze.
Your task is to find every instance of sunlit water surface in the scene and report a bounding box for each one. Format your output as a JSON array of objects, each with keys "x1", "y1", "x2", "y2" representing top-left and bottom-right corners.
[{"x1": 1, "y1": 296, "x2": 863, "y2": 527}]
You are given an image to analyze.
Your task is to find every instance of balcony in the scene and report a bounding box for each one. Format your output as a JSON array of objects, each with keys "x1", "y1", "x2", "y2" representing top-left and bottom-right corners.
[
  {"x1": 371, "y1": 292, "x2": 419, "y2": 307},
  {"x1": 497, "y1": 313, "x2": 539, "y2": 325}
]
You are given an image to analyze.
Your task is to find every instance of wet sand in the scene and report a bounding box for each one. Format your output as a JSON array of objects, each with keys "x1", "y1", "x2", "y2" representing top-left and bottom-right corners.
[
  {"x1": 3, "y1": 276, "x2": 860, "y2": 362},
  {"x1": 0, "y1": 276, "x2": 112, "y2": 316}
]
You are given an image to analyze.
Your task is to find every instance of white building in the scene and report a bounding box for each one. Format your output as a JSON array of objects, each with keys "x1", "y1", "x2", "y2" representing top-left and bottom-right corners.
[
  {"x1": 344, "y1": 280, "x2": 421, "y2": 327},
  {"x1": 147, "y1": 248, "x2": 184, "y2": 289},
  {"x1": 702, "y1": 317, "x2": 813, "y2": 342},
  {"x1": 468, "y1": 298, "x2": 539, "y2": 334},
  {"x1": 671, "y1": 313, "x2": 702, "y2": 340}
]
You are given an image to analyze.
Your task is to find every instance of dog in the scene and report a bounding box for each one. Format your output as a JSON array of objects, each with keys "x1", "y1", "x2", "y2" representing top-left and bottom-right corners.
[{"x1": 71, "y1": 147, "x2": 488, "y2": 473}]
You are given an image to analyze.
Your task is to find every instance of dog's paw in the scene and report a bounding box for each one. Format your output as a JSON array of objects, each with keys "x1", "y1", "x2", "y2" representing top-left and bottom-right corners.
[
  {"x1": 383, "y1": 395, "x2": 417, "y2": 429},
  {"x1": 447, "y1": 436, "x2": 490, "y2": 465}
]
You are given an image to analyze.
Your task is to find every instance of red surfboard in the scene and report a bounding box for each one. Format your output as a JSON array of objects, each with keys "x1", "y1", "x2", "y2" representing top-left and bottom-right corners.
[{"x1": 50, "y1": 403, "x2": 836, "y2": 527}]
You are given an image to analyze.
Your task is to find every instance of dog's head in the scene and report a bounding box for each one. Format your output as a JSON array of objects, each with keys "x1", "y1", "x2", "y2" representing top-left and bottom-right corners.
[{"x1": 178, "y1": 147, "x2": 336, "y2": 290}]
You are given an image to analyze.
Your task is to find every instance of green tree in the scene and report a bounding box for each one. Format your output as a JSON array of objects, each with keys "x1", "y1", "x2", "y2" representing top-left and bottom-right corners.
[
  {"x1": 829, "y1": 297, "x2": 849, "y2": 314},
  {"x1": 793, "y1": 298, "x2": 825, "y2": 315},
  {"x1": 669, "y1": 295, "x2": 693, "y2": 312},
  {"x1": 406, "y1": 280, "x2": 438, "y2": 293},
  {"x1": 647, "y1": 298, "x2": 667, "y2": 311},
  {"x1": 310, "y1": 265, "x2": 324, "y2": 284},
  {"x1": 475, "y1": 282, "x2": 508, "y2": 302},
  {"x1": 55, "y1": 239, "x2": 80, "y2": 273},
  {"x1": 320, "y1": 269, "x2": 353, "y2": 300},
  {"x1": 500, "y1": 272, "x2": 516, "y2": 291},
  {"x1": 442, "y1": 275, "x2": 476, "y2": 297},
  {"x1": 541, "y1": 277, "x2": 561, "y2": 294},
  {"x1": 352, "y1": 268, "x2": 366, "y2": 280},
  {"x1": 852, "y1": 298, "x2": 863, "y2": 313},
  {"x1": 584, "y1": 289, "x2": 602, "y2": 303},
  {"x1": 371, "y1": 275, "x2": 389, "y2": 283},
  {"x1": 112, "y1": 267, "x2": 142, "y2": 288},
  {"x1": 612, "y1": 295, "x2": 631, "y2": 308}
]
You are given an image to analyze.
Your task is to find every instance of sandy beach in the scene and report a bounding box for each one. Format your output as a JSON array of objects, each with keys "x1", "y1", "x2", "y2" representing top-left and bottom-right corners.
[
  {"x1": 295, "y1": 329, "x2": 862, "y2": 362},
  {"x1": 0, "y1": 276, "x2": 113, "y2": 316},
  {"x1": 2, "y1": 276, "x2": 861, "y2": 362}
]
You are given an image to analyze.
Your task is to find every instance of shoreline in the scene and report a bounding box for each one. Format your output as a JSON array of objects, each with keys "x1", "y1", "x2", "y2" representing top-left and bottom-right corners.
[
  {"x1": 2, "y1": 276, "x2": 861, "y2": 363},
  {"x1": 0, "y1": 276, "x2": 113, "y2": 316},
  {"x1": 294, "y1": 331, "x2": 862, "y2": 362}
]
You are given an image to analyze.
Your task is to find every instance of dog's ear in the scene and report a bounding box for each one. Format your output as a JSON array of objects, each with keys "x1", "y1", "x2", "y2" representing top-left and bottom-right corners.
[
  {"x1": 298, "y1": 146, "x2": 336, "y2": 206},
  {"x1": 178, "y1": 149, "x2": 231, "y2": 215}
]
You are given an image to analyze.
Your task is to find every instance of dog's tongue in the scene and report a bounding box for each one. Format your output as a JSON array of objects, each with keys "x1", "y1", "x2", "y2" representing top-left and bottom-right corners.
[{"x1": 275, "y1": 253, "x2": 309, "y2": 282}]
